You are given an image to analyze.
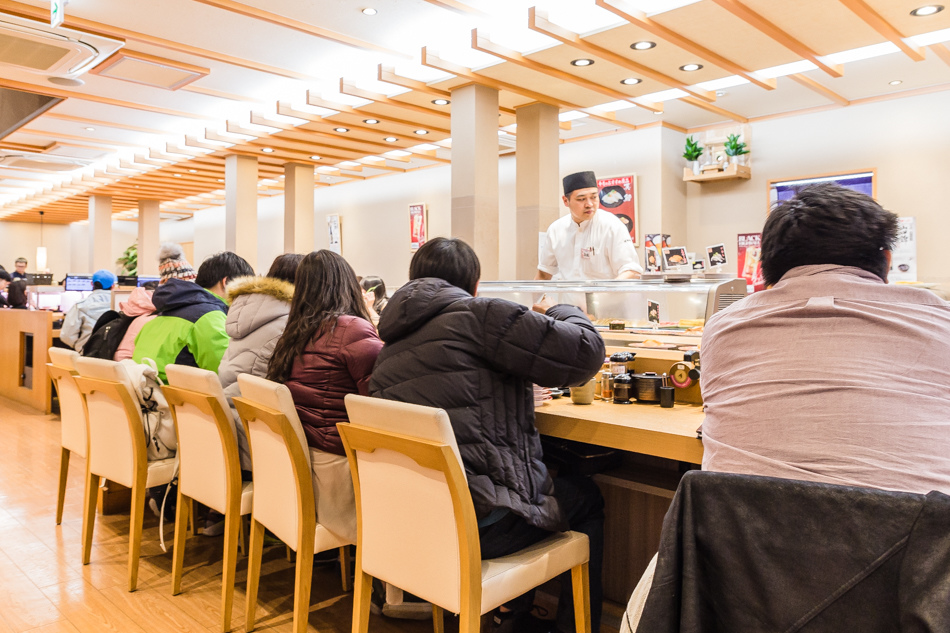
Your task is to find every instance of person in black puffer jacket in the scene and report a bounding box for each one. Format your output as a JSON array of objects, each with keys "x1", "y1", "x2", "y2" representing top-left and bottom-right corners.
[{"x1": 370, "y1": 237, "x2": 606, "y2": 633}]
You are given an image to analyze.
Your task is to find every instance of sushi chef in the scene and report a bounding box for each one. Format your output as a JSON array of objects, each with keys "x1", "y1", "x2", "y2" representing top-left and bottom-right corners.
[{"x1": 536, "y1": 170, "x2": 643, "y2": 280}]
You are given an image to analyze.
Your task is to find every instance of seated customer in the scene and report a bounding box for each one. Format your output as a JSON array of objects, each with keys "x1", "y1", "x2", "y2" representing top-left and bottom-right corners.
[
  {"x1": 267, "y1": 250, "x2": 382, "y2": 543},
  {"x1": 369, "y1": 237, "x2": 606, "y2": 633},
  {"x1": 0, "y1": 270, "x2": 11, "y2": 308},
  {"x1": 133, "y1": 251, "x2": 253, "y2": 381},
  {"x1": 701, "y1": 183, "x2": 950, "y2": 494},
  {"x1": 218, "y1": 252, "x2": 302, "y2": 471},
  {"x1": 6, "y1": 279, "x2": 28, "y2": 309},
  {"x1": 113, "y1": 283, "x2": 158, "y2": 362},
  {"x1": 60, "y1": 270, "x2": 117, "y2": 352}
]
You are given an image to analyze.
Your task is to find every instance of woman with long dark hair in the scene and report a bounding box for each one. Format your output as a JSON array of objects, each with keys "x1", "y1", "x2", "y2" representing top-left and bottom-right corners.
[
  {"x1": 360, "y1": 275, "x2": 388, "y2": 314},
  {"x1": 7, "y1": 280, "x2": 28, "y2": 309},
  {"x1": 267, "y1": 250, "x2": 382, "y2": 542}
]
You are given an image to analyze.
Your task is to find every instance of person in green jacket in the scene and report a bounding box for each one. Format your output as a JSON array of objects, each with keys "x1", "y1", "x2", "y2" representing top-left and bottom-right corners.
[{"x1": 133, "y1": 251, "x2": 254, "y2": 381}]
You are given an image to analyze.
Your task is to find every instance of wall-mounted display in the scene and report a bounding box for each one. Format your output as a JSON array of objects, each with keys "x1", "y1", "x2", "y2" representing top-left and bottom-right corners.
[
  {"x1": 409, "y1": 202, "x2": 427, "y2": 252},
  {"x1": 597, "y1": 175, "x2": 638, "y2": 246},
  {"x1": 768, "y1": 170, "x2": 875, "y2": 206}
]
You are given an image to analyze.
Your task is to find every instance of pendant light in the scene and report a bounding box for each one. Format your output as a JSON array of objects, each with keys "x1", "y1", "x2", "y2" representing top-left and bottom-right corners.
[{"x1": 36, "y1": 211, "x2": 48, "y2": 273}]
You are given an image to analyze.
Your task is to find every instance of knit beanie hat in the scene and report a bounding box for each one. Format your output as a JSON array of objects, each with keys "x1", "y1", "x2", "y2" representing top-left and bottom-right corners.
[{"x1": 158, "y1": 243, "x2": 197, "y2": 283}]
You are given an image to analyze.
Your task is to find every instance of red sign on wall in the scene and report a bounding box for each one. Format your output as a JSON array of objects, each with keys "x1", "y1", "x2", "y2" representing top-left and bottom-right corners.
[{"x1": 597, "y1": 175, "x2": 638, "y2": 246}]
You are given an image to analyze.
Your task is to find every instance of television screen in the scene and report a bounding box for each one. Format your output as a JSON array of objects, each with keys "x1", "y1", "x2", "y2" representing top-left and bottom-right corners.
[
  {"x1": 137, "y1": 276, "x2": 160, "y2": 287},
  {"x1": 64, "y1": 275, "x2": 94, "y2": 292}
]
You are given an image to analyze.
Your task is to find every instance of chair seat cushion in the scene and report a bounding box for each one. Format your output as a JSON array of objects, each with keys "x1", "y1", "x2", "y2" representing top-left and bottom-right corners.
[
  {"x1": 144, "y1": 457, "x2": 178, "y2": 489},
  {"x1": 240, "y1": 481, "x2": 254, "y2": 516},
  {"x1": 480, "y1": 530, "x2": 589, "y2": 615}
]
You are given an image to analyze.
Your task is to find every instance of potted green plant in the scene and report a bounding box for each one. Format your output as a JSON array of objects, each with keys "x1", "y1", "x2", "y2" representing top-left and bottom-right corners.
[
  {"x1": 724, "y1": 133, "x2": 749, "y2": 166},
  {"x1": 116, "y1": 241, "x2": 138, "y2": 276},
  {"x1": 683, "y1": 136, "x2": 704, "y2": 175}
]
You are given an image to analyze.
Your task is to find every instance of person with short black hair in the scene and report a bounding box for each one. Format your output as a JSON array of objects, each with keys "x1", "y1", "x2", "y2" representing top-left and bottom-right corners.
[
  {"x1": 11, "y1": 257, "x2": 28, "y2": 280},
  {"x1": 701, "y1": 183, "x2": 950, "y2": 494},
  {"x1": 133, "y1": 251, "x2": 253, "y2": 381},
  {"x1": 60, "y1": 269, "x2": 117, "y2": 352},
  {"x1": 0, "y1": 269, "x2": 11, "y2": 308},
  {"x1": 370, "y1": 237, "x2": 607, "y2": 633},
  {"x1": 6, "y1": 279, "x2": 28, "y2": 309}
]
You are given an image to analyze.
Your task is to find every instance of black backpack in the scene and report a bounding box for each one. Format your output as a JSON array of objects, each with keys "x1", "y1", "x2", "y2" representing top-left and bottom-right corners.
[{"x1": 81, "y1": 310, "x2": 136, "y2": 359}]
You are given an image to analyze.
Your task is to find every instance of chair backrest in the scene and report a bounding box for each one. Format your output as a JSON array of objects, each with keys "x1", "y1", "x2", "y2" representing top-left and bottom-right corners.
[
  {"x1": 233, "y1": 373, "x2": 313, "y2": 550},
  {"x1": 340, "y1": 394, "x2": 479, "y2": 615},
  {"x1": 73, "y1": 357, "x2": 145, "y2": 488},
  {"x1": 48, "y1": 347, "x2": 86, "y2": 457},
  {"x1": 164, "y1": 365, "x2": 240, "y2": 514}
]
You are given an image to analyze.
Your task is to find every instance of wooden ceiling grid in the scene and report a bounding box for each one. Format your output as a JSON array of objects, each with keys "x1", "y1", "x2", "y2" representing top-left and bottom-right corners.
[{"x1": 1, "y1": 0, "x2": 947, "y2": 223}]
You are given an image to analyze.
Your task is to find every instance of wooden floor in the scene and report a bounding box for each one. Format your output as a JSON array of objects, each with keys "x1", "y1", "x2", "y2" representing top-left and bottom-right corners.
[{"x1": 0, "y1": 395, "x2": 445, "y2": 633}]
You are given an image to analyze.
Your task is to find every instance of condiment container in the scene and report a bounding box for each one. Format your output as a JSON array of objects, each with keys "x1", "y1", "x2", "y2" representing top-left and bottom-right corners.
[{"x1": 613, "y1": 374, "x2": 633, "y2": 404}]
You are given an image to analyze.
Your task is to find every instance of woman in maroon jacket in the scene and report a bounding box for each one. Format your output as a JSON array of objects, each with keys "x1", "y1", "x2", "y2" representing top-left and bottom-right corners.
[{"x1": 267, "y1": 250, "x2": 382, "y2": 542}]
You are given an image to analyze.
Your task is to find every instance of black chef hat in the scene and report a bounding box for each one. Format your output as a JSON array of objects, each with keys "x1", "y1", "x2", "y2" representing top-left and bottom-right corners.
[{"x1": 563, "y1": 171, "x2": 598, "y2": 197}]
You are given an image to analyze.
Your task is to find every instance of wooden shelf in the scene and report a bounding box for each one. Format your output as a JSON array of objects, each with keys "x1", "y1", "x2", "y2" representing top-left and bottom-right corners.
[{"x1": 683, "y1": 163, "x2": 751, "y2": 182}]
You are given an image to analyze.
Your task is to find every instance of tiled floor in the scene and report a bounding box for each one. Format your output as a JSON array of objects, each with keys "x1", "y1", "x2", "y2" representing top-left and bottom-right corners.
[{"x1": 0, "y1": 395, "x2": 443, "y2": 633}]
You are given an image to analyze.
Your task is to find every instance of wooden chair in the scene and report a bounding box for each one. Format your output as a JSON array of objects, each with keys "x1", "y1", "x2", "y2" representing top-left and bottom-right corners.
[
  {"x1": 73, "y1": 356, "x2": 178, "y2": 592},
  {"x1": 164, "y1": 364, "x2": 253, "y2": 633},
  {"x1": 233, "y1": 374, "x2": 352, "y2": 633},
  {"x1": 340, "y1": 394, "x2": 592, "y2": 633},
  {"x1": 47, "y1": 347, "x2": 86, "y2": 525}
]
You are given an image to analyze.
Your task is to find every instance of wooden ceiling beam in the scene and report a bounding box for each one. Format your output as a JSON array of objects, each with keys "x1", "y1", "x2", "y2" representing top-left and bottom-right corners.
[
  {"x1": 787, "y1": 74, "x2": 850, "y2": 106},
  {"x1": 421, "y1": 48, "x2": 639, "y2": 130},
  {"x1": 268, "y1": 129, "x2": 414, "y2": 163},
  {"x1": 305, "y1": 93, "x2": 453, "y2": 134},
  {"x1": 472, "y1": 29, "x2": 663, "y2": 113},
  {"x1": 528, "y1": 8, "x2": 716, "y2": 102},
  {"x1": 930, "y1": 43, "x2": 950, "y2": 68},
  {"x1": 377, "y1": 65, "x2": 519, "y2": 116},
  {"x1": 836, "y1": 0, "x2": 925, "y2": 62},
  {"x1": 41, "y1": 113, "x2": 168, "y2": 136},
  {"x1": 339, "y1": 79, "x2": 453, "y2": 121},
  {"x1": 594, "y1": 0, "x2": 777, "y2": 90},
  {"x1": 247, "y1": 137, "x2": 408, "y2": 172},
  {"x1": 706, "y1": 0, "x2": 844, "y2": 77},
  {"x1": 18, "y1": 129, "x2": 142, "y2": 148}
]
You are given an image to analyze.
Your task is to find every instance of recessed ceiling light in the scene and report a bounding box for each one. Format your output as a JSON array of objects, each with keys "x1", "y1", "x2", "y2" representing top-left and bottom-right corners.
[
  {"x1": 620, "y1": 78, "x2": 641, "y2": 85},
  {"x1": 889, "y1": 79, "x2": 903, "y2": 85},
  {"x1": 173, "y1": 174, "x2": 182, "y2": 178},
  {"x1": 911, "y1": 5, "x2": 943, "y2": 15},
  {"x1": 384, "y1": 136, "x2": 398, "y2": 142},
  {"x1": 414, "y1": 129, "x2": 428, "y2": 135},
  {"x1": 631, "y1": 41, "x2": 656, "y2": 50},
  {"x1": 679, "y1": 63, "x2": 703, "y2": 72},
  {"x1": 432, "y1": 99, "x2": 450, "y2": 106},
  {"x1": 363, "y1": 119, "x2": 380, "y2": 124},
  {"x1": 334, "y1": 127, "x2": 349, "y2": 133},
  {"x1": 188, "y1": 169, "x2": 197, "y2": 173},
  {"x1": 261, "y1": 147, "x2": 274, "y2": 153},
  {"x1": 716, "y1": 90, "x2": 727, "y2": 97},
  {"x1": 310, "y1": 155, "x2": 321, "y2": 160},
  {"x1": 217, "y1": 178, "x2": 224, "y2": 182},
  {"x1": 571, "y1": 59, "x2": 594, "y2": 67},
  {"x1": 361, "y1": 7, "x2": 377, "y2": 15},
  {"x1": 84, "y1": 127, "x2": 95, "y2": 131}
]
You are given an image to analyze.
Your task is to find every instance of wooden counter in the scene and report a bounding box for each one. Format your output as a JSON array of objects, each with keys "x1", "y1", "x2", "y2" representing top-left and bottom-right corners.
[
  {"x1": 535, "y1": 397, "x2": 704, "y2": 464},
  {"x1": 0, "y1": 310, "x2": 55, "y2": 413}
]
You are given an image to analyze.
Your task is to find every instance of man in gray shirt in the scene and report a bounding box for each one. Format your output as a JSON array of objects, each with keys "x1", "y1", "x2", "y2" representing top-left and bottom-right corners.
[{"x1": 701, "y1": 183, "x2": 950, "y2": 495}]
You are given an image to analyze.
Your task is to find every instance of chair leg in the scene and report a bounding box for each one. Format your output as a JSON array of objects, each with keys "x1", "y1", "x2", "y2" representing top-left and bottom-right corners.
[
  {"x1": 188, "y1": 497, "x2": 197, "y2": 537},
  {"x1": 338, "y1": 546, "x2": 351, "y2": 592},
  {"x1": 56, "y1": 447, "x2": 70, "y2": 525},
  {"x1": 171, "y1": 489, "x2": 190, "y2": 596},
  {"x1": 432, "y1": 605, "x2": 444, "y2": 633},
  {"x1": 237, "y1": 515, "x2": 247, "y2": 557},
  {"x1": 351, "y1": 562, "x2": 372, "y2": 633},
  {"x1": 81, "y1": 472, "x2": 100, "y2": 565},
  {"x1": 458, "y1": 609, "x2": 481, "y2": 633},
  {"x1": 220, "y1": 509, "x2": 240, "y2": 633},
  {"x1": 571, "y1": 562, "x2": 592, "y2": 633},
  {"x1": 128, "y1": 479, "x2": 147, "y2": 592},
  {"x1": 245, "y1": 519, "x2": 265, "y2": 633},
  {"x1": 292, "y1": 534, "x2": 315, "y2": 633}
]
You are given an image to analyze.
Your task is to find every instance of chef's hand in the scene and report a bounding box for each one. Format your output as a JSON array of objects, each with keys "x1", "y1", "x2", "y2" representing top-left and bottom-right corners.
[{"x1": 532, "y1": 294, "x2": 556, "y2": 314}]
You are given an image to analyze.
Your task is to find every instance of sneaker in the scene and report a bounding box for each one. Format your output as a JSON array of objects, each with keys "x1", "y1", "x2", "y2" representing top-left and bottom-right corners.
[
  {"x1": 202, "y1": 511, "x2": 225, "y2": 536},
  {"x1": 370, "y1": 579, "x2": 432, "y2": 620}
]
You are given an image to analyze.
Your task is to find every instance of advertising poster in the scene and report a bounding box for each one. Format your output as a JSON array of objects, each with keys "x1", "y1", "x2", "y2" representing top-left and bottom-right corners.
[
  {"x1": 327, "y1": 214, "x2": 341, "y2": 255},
  {"x1": 706, "y1": 243, "x2": 727, "y2": 268},
  {"x1": 662, "y1": 246, "x2": 689, "y2": 269},
  {"x1": 597, "y1": 175, "x2": 638, "y2": 246},
  {"x1": 889, "y1": 217, "x2": 917, "y2": 283},
  {"x1": 645, "y1": 247, "x2": 661, "y2": 272},
  {"x1": 737, "y1": 233, "x2": 764, "y2": 292},
  {"x1": 409, "y1": 202, "x2": 428, "y2": 252}
]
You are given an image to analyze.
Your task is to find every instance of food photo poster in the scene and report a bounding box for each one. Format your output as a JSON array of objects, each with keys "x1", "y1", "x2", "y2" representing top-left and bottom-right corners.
[{"x1": 598, "y1": 175, "x2": 638, "y2": 246}]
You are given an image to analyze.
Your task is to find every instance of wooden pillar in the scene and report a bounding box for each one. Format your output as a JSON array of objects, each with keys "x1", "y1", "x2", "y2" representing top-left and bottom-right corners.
[
  {"x1": 450, "y1": 83, "x2": 499, "y2": 280},
  {"x1": 88, "y1": 195, "x2": 112, "y2": 272},
  {"x1": 283, "y1": 163, "x2": 315, "y2": 254},
  {"x1": 515, "y1": 103, "x2": 560, "y2": 280},
  {"x1": 225, "y1": 154, "x2": 258, "y2": 266},
  {"x1": 137, "y1": 199, "x2": 161, "y2": 276}
]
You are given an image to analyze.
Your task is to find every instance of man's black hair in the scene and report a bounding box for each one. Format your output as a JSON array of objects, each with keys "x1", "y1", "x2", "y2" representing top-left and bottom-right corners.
[
  {"x1": 761, "y1": 183, "x2": 898, "y2": 286},
  {"x1": 409, "y1": 237, "x2": 481, "y2": 296},
  {"x1": 0, "y1": 270, "x2": 11, "y2": 282},
  {"x1": 93, "y1": 282, "x2": 103, "y2": 290},
  {"x1": 195, "y1": 251, "x2": 255, "y2": 289}
]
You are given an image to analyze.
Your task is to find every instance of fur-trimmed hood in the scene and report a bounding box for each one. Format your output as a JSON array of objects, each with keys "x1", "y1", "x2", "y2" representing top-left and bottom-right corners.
[
  {"x1": 226, "y1": 276, "x2": 294, "y2": 304},
  {"x1": 224, "y1": 276, "x2": 293, "y2": 341}
]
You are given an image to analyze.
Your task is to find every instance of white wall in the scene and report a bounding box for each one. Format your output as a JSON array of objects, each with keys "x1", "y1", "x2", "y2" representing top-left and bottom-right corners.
[{"x1": 0, "y1": 221, "x2": 71, "y2": 276}]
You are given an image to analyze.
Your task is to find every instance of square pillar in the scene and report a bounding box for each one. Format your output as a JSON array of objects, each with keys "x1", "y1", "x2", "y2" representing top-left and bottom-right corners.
[
  {"x1": 451, "y1": 83, "x2": 499, "y2": 280},
  {"x1": 88, "y1": 195, "x2": 112, "y2": 272},
  {"x1": 284, "y1": 162, "x2": 315, "y2": 254},
  {"x1": 137, "y1": 199, "x2": 161, "y2": 276},
  {"x1": 515, "y1": 103, "x2": 560, "y2": 280},
  {"x1": 225, "y1": 154, "x2": 258, "y2": 266}
]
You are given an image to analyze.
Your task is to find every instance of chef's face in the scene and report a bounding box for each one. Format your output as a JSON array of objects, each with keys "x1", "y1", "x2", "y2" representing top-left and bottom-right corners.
[{"x1": 563, "y1": 187, "x2": 599, "y2": 224}]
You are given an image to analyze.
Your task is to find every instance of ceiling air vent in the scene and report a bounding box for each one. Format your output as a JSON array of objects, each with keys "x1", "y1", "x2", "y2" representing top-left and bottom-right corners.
[
  {"x1": 0, "y1": 152, "x2": 90, "y2": 172},
  {"x1": 0, "y1": 13, "x2": 124, "y2": 78}
]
